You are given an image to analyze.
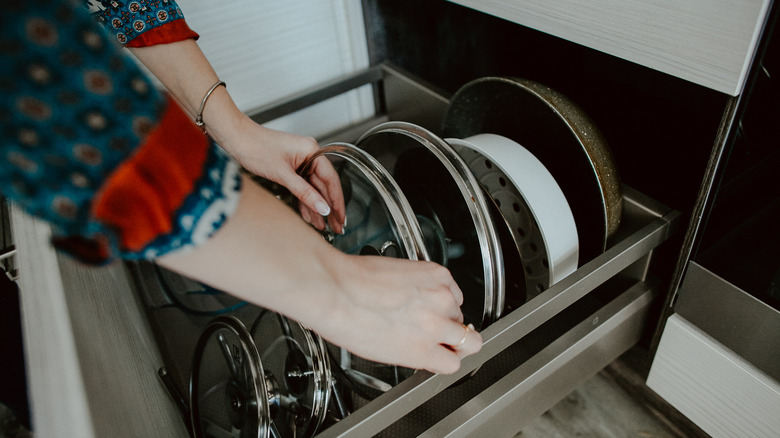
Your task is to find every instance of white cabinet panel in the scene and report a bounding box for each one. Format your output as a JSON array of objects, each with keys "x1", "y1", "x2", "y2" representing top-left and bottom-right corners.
[
  {"x1": 648, "y1": 315, "x2": 780, "y2": 438},
  {"x1": 11, "y1": 207, "x2": 187, "y2": 438},
  {"x1": 178, "y1": 0, "x2": 374, "y2": 137},
  {"x1": 449, "y1": 0, "x2": 771, "y2": 95}
]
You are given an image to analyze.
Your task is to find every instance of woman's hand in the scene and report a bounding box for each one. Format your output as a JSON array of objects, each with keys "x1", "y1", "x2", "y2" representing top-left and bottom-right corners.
[
  {"x1": 312, "y1": 254, "x2": 483, "y2": 375},
  {"x1": 217, "y1": 116, "x2": 346, "y2": 234},
  {"x1": 128, "y1": 40, "x2": 345, "y2": 233}
]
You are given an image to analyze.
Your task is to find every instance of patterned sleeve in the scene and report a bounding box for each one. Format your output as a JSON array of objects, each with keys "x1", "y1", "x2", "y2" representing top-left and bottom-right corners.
[
  {"x1": 1, "y1": 1, "x2": 240, "y2": 264},
  {"x1": 85, "y1": 0, "x2": 199, "y2": 47}
]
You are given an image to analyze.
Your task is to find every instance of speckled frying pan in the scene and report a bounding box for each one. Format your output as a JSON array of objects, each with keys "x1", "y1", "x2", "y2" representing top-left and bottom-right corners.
[{"x1": 442, "y1": 77, "x2": 622, "y2": 265}]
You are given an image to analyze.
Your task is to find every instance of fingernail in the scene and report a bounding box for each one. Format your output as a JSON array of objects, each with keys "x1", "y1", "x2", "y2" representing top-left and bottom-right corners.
[
  {"x1": 341, "y1": 216, "x2": 347, "y2": 234},
  {"x1": 315, "y1": 200, "x2": 331, "y2": 216}
]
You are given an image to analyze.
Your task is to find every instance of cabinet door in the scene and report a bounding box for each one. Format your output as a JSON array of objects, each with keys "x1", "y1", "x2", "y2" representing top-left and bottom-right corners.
[
  {"x1": 648, "y1": 4, "x2": 780, "y2": 436},
  {"x1": 449, "y1": 0, "x2": 770, "y2": 95}
]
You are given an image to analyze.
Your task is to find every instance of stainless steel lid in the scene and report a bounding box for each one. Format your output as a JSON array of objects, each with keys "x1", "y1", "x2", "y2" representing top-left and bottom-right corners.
[
  {"x1": 249, "y1": 310, "x2": 331, "y2": 438},
  {"x1": 300, "y1": 141, "x2": 431, "y2": 403},
  {"x1": 356, "y1": 121, "x2": 505, "y2": 329},
  {"x1": 190, "y1": 315, "x2": 272, "y2": 438},
  {"x1": 189, "y1": 313, "x2": 332, "y2": 438}
]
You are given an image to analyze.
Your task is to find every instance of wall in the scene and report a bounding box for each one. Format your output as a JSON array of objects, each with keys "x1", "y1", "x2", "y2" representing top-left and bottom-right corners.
[{"x1": 177, "y1": 0, "x2": 375, "y2": 138}]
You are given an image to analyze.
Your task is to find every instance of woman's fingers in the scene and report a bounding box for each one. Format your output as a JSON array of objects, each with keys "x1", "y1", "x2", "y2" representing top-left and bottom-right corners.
[
  {"x1": 425, "y1": 346, "x2": 464, "y2": 375},
  {"x1": 424, "y1": 323, "x2": 483, "y2": 374},
  {"x1": 310, "y1": 155, "x2": 346, "y2": 228},
  {"x1": 306, "y1": 165, "x2": 345, "y2": 233},
  {"x1": 445, "y1": 322, "x2": 482, "y2": 357},
  {"x1": 298, "y1": 202, "x2": 326, "y2": 231},
  {"x1": 299, "y1": 249, "x2": 484, "y2": 375},
  {"x1": 444, "y1": 272, "x2": 464, "y2": 307},
  {"x1": 295, "y1": 156, "x2": 345, "y2": 233},
  {"x1": 228, "y1": 126, "x2": 345, "y2": 233}
]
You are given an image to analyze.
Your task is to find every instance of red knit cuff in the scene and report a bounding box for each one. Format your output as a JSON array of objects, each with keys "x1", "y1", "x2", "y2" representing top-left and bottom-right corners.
[
  {"x1": 92, "y1": 96, "x2": 209, "y2": 252},
  {"x1": 125, "y1": 19, "x2": 199, "y2": 48}
]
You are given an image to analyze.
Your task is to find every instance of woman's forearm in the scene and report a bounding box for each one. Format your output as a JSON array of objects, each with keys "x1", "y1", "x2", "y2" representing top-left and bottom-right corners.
[
  {"x1": 157, "y1": 174, "x2": 340, "y2": 321},
  {"x1": 157, "y1": 174, "x2": 481, "y2": 374},
  {"x1": 128, "y1": 40, "x2": 244, "y2": 146}
]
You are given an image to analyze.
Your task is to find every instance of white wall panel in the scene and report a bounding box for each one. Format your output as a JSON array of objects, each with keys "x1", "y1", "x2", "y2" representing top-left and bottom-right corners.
[
  {"x1": 648, "y1": 315, "x2": 780, "y2": 438},
  {"x1": 178, "y1": 0, "x2": 373, "y2": 138}
]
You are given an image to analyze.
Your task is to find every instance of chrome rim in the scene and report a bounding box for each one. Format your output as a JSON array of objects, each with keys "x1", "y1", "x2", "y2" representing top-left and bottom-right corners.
[
  {"x1": 357, "y1": 121, "x2": 505, "y2": 327},
  {"x1": 190, "y1": 315, "x2": 270, "y2": 438},
  {"x1": 299, "y1": 142, "x2": 429, "y2": 262}
]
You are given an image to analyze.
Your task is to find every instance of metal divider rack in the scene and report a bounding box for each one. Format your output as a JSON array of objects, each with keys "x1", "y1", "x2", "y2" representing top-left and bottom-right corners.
[{"x1": 250, "y1": 64, "x2": 680, "y2": 437}]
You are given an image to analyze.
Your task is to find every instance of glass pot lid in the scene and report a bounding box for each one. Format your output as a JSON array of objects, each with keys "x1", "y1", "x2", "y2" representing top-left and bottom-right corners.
[
  {"x1": 248, "y1": 310, "x2": 331, "y2": 438},
  {"x1": 190, "y1": 314, "x2": 332, "y2": 438},
  {"x1": 356, "y1": 121, "x2": 505, "y2": 329},
  {"x1": 298, "y1": 142, "x2": 429, "y2": 262},
  {"x1": 190, "y1": 315, "x2": 271, "y2": 438}
]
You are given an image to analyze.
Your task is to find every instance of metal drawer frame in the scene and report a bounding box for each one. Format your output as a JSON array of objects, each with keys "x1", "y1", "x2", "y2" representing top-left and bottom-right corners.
[{"x1": 316, "y1": 186, "x2": 678, "y2": 437}]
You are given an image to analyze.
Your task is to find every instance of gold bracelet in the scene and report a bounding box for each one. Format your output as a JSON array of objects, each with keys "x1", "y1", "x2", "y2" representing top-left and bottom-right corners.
[{"x1": 194, "y1": 80, "x2": 226, "y2": 134}]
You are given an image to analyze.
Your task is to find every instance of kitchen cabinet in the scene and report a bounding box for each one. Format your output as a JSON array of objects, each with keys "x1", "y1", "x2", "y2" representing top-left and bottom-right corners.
[
  {"x1": 11, "y1": 0, "x2": 779, "y2": 436},
  {"x1": 448, "y1": 0, "x2": 771, "y2": 96},
  {"x1": 382, "y1": 0, "x2": 779, "y2": 435},
  {"x1": 648, "y1": 268, "x2": 780, "y2": 437},
  {"x1": 9, "y1": 64, "x2": 680, "y2": 438},
  {"x1": 647, "y1": 3, "x2": 780, "y2": 434},
  {"x1": 424, "y1": 0, "x2": 779, "y2": 436}
]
